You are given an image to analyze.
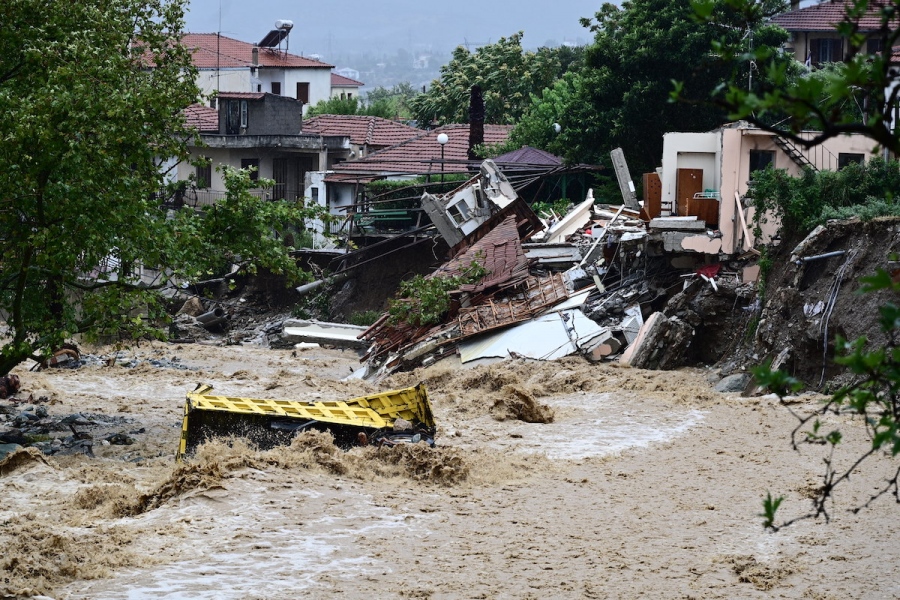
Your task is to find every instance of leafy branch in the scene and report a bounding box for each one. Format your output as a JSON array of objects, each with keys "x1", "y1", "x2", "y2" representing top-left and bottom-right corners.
[
  {"x1": 388, "y1": 257, "x2": 489, "y2": 327},
  {"x1": 752, "y1": 268, "x2": 900, "y2": 528}
]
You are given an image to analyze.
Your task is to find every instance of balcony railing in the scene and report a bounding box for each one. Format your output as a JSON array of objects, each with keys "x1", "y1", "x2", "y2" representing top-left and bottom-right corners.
[{"x1": 155, "y1": 186, "x2": 308, "y2": 209}]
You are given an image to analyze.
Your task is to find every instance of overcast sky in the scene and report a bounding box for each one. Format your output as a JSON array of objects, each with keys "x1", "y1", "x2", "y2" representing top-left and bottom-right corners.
[{"x1": 183, "y1": 0, "x2": 606, "y2": 57}]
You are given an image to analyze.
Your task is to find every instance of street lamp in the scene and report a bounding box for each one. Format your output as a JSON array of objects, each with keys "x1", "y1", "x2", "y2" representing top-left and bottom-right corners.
[{"x1": 436, "y1": 132, "x2": 449, "y2": 183}]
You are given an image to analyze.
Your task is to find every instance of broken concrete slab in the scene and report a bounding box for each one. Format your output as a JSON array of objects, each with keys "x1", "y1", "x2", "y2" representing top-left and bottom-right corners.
[
  {"x1": 539, "y1": 191, "x2": 595, "y2": 244},
  {"x1": 656, "y1": 231, "x2": 722, "y2": 253},
  {"x1": 619, "y1": 311, "x2": 694, "y2": 370},
  {"x1": 650, "y1": 217, "x2": 706, "y2": 231},
  {"x1": 282, "y1": 319, "x2": 370, "y2": 349},
  {"x1": 680, "y1": 235, "x2": 723, "y2": 254},
  {"x1": 585, "y1": 331, "x2": 622, "y2": 362},
  {"x1": 789, "y1": 224, "x2": 827, "y2": 262},
  {"x1": 742, "y1": 265, "x2": 761, "y2": 283},
  {"x1": 523, "y1": 243, "x2": 583, "y2": 268}
]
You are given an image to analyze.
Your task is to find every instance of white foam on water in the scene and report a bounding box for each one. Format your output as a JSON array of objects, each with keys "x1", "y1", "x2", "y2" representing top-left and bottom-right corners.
[
  {"x1": 64, "y1": 483, "x2": 432, "y2": 599},
  {"x1": 488, "y1": 392, "x2": 705, "y2": 460}
]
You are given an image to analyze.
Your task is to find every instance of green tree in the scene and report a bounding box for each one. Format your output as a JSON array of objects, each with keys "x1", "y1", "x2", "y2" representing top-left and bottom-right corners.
[
  {"x1": 697, "y1": 0, "x2": 900, "y2": 154},
  {"x1": 167, "y1": 167, "x2": 331, "y2": 282},
  {"x1": 365, "y1": 82, "x2": 419, "y2": 119},
  {"x1": 0, "y1": 0, "x2": 327, "y2": 375},
  {"x1": 305, "y1": 95, "x2": 396, "y2": 119},
  {"x1": 306, "y1": 96, "x2": 365, "y2": 116},
  {"x1": 409, "y1": 33, "x2": 584, "y2": 126},
  {"x1": 511, "y1": 0, "x2": 787, "y2": 172}
]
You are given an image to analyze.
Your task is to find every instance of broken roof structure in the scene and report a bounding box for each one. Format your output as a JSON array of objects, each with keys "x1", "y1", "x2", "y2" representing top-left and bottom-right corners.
[{"x1": 358, "y1": 213, "x2": 569, "y2": 378}]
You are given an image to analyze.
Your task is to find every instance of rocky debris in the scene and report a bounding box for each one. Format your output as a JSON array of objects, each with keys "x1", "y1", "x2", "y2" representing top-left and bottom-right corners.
[
  {"x1": 177, "y1": 296, "x2": 205, "y2": 316},
  {"x1": 169, "y1": 312, "x2": 215, "y2": 342},
  {"x1": 714, "y1": 373, "x2": 752, "y2": 393},
  {"x1": 0, "y1": 401, "x2": 140, "y2": 458},
  {"x1": 620, "y1": 312, "x2": 695, "y2": 370},
  {"x1": 726, "y1": 218, "x2": 900, "y2": 391}
]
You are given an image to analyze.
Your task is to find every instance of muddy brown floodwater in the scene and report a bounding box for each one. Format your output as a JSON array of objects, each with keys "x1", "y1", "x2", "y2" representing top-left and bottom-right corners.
[{"x1": 2, "y1": 341, "x2": 899, "y2": 599}]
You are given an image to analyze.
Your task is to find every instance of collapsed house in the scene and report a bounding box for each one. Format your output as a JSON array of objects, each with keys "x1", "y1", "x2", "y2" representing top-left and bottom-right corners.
[
  {"x1": 349, "y1": 159, "x2": 667, "y2": 380},
  {"x1": 284, "y1": 122, "x2": 882, "y2": 380}
]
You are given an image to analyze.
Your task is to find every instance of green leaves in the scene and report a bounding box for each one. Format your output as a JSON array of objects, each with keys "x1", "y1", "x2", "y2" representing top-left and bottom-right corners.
[
  {"x1": 698, "y1": 0, "x2": 900, "y2": 153},
  {"x1": 0, "y1": 0, "x2": 201, "y2": 372},
  {"x1": 388, "y1": 258, "x2": 489, "y2": 327},
  {"x1": 760, "y1": 492, "x2": 784, "y2": 529},
  {"x1": 409, "y1": 33, "x2": 583, "y2": 126},
  {"x1": 746, "y1": 157, "x2": 900, "y2": 237}
]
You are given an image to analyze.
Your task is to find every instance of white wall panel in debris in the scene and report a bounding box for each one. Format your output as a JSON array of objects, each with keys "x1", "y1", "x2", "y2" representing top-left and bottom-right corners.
[{"x1": 459, "y1": 309, "x2": 605, "y2": 363}]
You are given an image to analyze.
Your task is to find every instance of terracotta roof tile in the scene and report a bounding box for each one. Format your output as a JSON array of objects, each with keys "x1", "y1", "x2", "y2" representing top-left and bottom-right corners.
[
  {"x1": 303, "y1": 114, "x2": 419, "y2": 148},
  {"x1": 331, "y1": 73, "x2": 364, "y2": 87},
  {"x1": 182, "y1": 33, "x2": 333, "y2": 69},
  {"x1": 183, "y1": 103, "x2": 219, "y2": 133},
  {"x1": 771, "y1": 0, "x2": 896, "y2": 32},
  {"x1": 330, "y1": 124, "x2": 513, "y2": 175},
  {"x1": 435, "y1": 215, "x2": 529, "y2": 293}
]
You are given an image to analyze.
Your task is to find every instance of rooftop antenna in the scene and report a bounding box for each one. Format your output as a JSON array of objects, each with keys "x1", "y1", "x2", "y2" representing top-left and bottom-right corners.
[{"x1": 216, "y1": 0, "x2": 222, "y2": 94}]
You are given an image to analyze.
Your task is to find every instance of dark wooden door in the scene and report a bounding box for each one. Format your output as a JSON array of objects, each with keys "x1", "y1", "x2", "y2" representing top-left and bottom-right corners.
[{"x1": 675, "y1": 168, "x2": 703, "y2": 217}]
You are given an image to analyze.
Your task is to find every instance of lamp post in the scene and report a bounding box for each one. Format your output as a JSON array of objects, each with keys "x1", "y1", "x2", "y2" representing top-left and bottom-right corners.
[{"x1": 436, "y1": 132, "x2": 449, "y2": 183}]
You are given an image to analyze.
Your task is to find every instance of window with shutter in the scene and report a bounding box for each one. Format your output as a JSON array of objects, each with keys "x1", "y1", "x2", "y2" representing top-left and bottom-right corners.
[{"x1": 296, "y1": 82, "x2": 310, "y2": 104}]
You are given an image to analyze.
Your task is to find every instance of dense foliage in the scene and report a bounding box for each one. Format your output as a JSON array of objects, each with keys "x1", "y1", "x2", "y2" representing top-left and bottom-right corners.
[
  {"x1": 746, "y1": 158, "x2": 900, "y2": 237},
  {"x1": 698, "y1": 0, "x2": 900, "y2": 154},
  {"x1": 509, "y1": 0, "x2": 788, "y2": 173},
  {"x1": 364, "y1": 82, "x2": 419, "y2": 120},
  {"x1": 0, "y1": 0, "x2": 327, "y2": 375},
  {"x1": 388, "y1": 259, "x2": 488, "y2": 327},
  {"x1": 409, "y1": 33, "x2": 584, "y2": 127}
]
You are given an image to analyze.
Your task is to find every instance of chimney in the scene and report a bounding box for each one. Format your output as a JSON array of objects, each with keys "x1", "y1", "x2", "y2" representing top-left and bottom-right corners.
[
  {"x1": 252, "y1": 46, "x2": 259, "y2": 68},
  {"x1": 468, "y1": 85, "x2": 484, "y2": 162}
]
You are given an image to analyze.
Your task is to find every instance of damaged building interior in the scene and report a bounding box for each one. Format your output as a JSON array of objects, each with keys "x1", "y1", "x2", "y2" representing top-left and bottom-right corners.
[{"x1": 284, "y1": 151, "x2": 764, "y2": 384}]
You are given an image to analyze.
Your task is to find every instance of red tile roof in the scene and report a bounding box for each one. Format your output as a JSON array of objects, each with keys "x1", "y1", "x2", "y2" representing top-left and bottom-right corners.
[
  {"x1": 331, "y1": 73, "x2": 364, "y2": 87},
  {"x1": 182, "y1": 33, "x2": 333, "y2": 69},
  {"x1": 183, "y1": 103, "x2": 219, "y2": 133},
  {"x1": 329, "y1": 124, "x2": 513, "y2": 175},
  {"x1": 771, "y1": 0, "x2": 896, "y2": 32},
  {"x1": 434, "y1": 214, "x2": 529, "y2": 293},
  {"x1": 303, "y1": 115, "x2": 419, "y2": 148}
]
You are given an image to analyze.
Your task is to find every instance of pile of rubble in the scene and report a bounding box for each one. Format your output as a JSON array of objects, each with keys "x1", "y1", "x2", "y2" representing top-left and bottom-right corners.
[
  {"x1": 0, "y1": 398, "x2": 143, "y2": 461},
  {"x1": 283, "y1": 159, "x2": 760, "y2": 381}
]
